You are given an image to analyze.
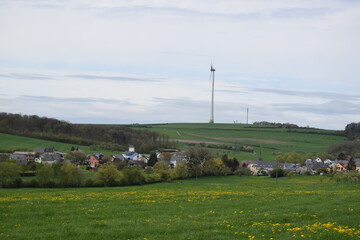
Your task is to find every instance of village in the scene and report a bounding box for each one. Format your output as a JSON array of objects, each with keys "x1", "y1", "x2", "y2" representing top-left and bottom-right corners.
[{"x1": 5, "y1": 145, "x2": 360, "y2": 176}]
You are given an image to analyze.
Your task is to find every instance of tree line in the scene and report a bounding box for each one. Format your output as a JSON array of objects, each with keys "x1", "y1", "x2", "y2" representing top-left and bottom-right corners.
[
  {"x1": 0, "y1": 112, "x2": 174, "y2": 152},
  {"x1": 252, "y1": 121, "x2": 300, "y2": 128}
]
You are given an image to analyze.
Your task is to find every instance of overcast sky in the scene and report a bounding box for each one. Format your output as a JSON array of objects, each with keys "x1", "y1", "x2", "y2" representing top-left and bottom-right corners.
[{"x1": 1, "y1": 0, "x2": 359, "y2": 130}]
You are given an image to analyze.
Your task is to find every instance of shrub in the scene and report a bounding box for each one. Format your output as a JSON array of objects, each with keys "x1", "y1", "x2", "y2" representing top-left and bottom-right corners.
[
  {"x1": 174, "y1": 162, "x2": 189, "y2": 179},
  {"x1": 203, "y1": 158, "x2": 231, "y2": 176},
  {"x1": 0, "y1": 161, "x2": 21, "y2": 188},
  {"x1": 153, "y1": 161, "x2": 173, "y2": 181},
  {"x1": 84, "y1": 178, "x2": 94, "y2": 187},
  {"x1": 269, "y1": 168, "x2": 286, "y2": 178},
  {"x1": 234, "y1": 167, "x2": 253, "y2": 176},
  {"x1": 95, "y1": 163, "x2": 121, "y2": 186},
  {"x1": 59, "y1": 162, "x2": 83, "y2": 187},
  {"x1": 23, "y1": 179, "x2": 39, "y2": 188},
  {"x1": 121, "y1": 167, "x2": 146, "y2": 185}
]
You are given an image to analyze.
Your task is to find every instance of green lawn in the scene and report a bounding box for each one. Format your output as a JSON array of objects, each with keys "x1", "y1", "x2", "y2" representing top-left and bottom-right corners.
[
  {"x1": 129, "y1": 123, "x2": 346, "y2": 161},
  {"x1": 0, "y1": 176, "x2": 359, "y2": 240}
]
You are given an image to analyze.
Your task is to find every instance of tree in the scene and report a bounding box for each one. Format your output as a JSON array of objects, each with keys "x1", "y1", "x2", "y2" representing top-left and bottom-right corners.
[
  {"x1": 96, "y1": 163, "x2": 121, "y2": 186},
  {"x1": 121, "y1": 167, "x2": 146, "y2": 185},
  {"x1": 338, "y1": 152, "x2": 346, "y2": 160},
  {"x1": 221, "y1": 155, "x2": 239, "y2": 172},
  {"x1": 153, "y1": 161, "x2": 172, "y2": 181},
  {"x1": 203, "y1": 158, "x2": 231, "y2": 176},
  {"x1": 66, "y1": 150, "x2": 86, "y2": 164},
  {"x1": 0, "y1": 161, "x2": 20, "y2": 187},
  {"x1": 147, "y1": 152, "x2": 158, "y2": 167},
  {"x1": 186, "y1": 145, "x2": 212, "y2": 178},
  {"x1": 275, "y1": 152, "x2": 303, "y2": 163},
  {"x1": 347, "y1": 158, "x2": 356, "y2": 171},
  {"x1": 59, "y1": 162, "x2": 83, "y2": 187},
  {"x1": 174, "y1": 161, "x2": 189, "y2": 179},
  {"x1": 36, "y1": 164, "x2": 54, "y2": 187}
]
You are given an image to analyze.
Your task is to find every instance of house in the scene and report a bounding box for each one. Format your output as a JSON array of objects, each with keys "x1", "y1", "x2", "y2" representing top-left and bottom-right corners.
[
  {"x1": 37, "y1": 153, "x2": 63, "y2": 164},
  {"x1": 356, "y1": 162, "x2": 360, "y2": 172},
  {"x1": 169, "y1": 151, "x2": 187, "y2": 168},
  {"x1": 13, "y1": 151, "x2": 35, "y2": 160},
  {"x1": 86, "y1": 153, "x2": 104, "y2": 168},
  {"x1": 123, "y1": 151, "x2": 138, "y2": 160},
  {"x1": 112, "y1": 154, "x2": 126, "y2": 162},
  {"x1": 248, "y1": 162, "x2": 299, "y2": 175},
  {"x1": 248, "y1": 162, "x2": 277, "y2": 175},
  {"x1": 305, "y1": 159, "x2": 327, "y2": 174},
  {"x1": 88, "y1": 155, "x2": 100, "y2": 168},
  {"x1": 129, "y1": 145, "x2": 135, "y2": 152},
  {"x1": 331, "y1": 160, "x2": 348, "y2": 172},
  {"x1": 128, "y1": 160, "x2": 145, "y2": 168},
  {"x1": 122, "y1": 146, "x2": 139, "y2": 160},
  {"x1": 34, "y1": 147, "x2": 57, "y2": 154},
  {"x1": 240, "y1": 160, "x2": 261, "y2": 168},
  {"x1": 324, "y1": 159, "x2": 332, "y2": 165},
  {"x1": 10, "y1": 154, "x2": 28, "y2": 165}
]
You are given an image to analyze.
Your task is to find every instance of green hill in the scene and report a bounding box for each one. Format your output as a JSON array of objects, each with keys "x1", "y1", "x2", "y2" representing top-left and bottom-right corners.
[
  {"x1": 1, "y1": 123, "x2": 346, "y2": 161},
  {"x1": 0, "y1": 133, "x2": 95, "y2": 154},
  {"x1": 127, "y1": 123, "x2": 345, "y2": 161}
]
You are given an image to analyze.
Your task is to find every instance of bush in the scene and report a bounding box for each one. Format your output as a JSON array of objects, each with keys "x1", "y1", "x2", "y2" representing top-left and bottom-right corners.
[
  {"x1": 203, "y1": 158, "x2": 231, "y2": 176},
  {"x1": 269, "y1": 168, "x2": 286, "y2": 178},
  {"x1": 153, "y1": 161, "x2": 173, "y2": 181},
  {"x1": 234, "y1": 167, "x2": 253, "y2": 176},
  {"x1": 93, "y1": 179, "x2": 105, "y2": 187},
  {"x1": 332, "y1": 171, "x2": 360, "y2": 184},
  {"x1": 59, "y1": 162, "x2": 83, "y2": 187},
  {"x1": 84, "y1": 178, "x2": 94, "y2": 187},
  {"x1": 0, "y1": 161, "x2": 21, "y2": 188},
  {"x1": 23, "y1": 179, "x2": 39, "y2": 188},
  {"x1": 95, "y1": 163, "x2": 121, "y2": 186},
  {"x1": 36, "y1": 164, "x2": 54, "y2": 187},
  {"x1": 121, "y1": 167, "x2": 146, "y2": 185},
  {"x1": 174, "y1": 162, "x2": 189, "y2": 179},
  {"x1": 316, "y1": 168, "x2": 328, "y2": 175}
]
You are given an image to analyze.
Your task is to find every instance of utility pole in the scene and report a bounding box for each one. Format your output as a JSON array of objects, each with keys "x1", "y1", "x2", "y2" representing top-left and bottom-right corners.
[
  {"x1": 246, "y1": 108, "x2": 249, "y2": 124},
  {"x1": 209, "y1": 65, "x2": 216, "y2": 124}
]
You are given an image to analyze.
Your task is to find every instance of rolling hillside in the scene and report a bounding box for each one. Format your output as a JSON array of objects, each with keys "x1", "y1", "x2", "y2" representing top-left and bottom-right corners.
[
  {"x1": 0, "y1": 133, "x2": 109, "y2": 154},
  {"x1": 128, "y1": 123, "x2": 345, "y2": 161},
  {"x1": 1, "y1": 123, "x2": 346, "y2": 161}
]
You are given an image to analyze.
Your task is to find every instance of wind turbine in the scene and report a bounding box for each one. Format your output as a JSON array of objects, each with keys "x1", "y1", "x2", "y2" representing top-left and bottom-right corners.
[{"x1": 209, "y1": 64, "x2": 216, "y2": 123}]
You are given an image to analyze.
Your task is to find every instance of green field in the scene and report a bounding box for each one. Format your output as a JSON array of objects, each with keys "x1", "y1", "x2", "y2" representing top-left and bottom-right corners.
[
  {"x1": 0, "y1": 123, "x2": 346, "y2": 161},
  {"x1": 0, "y1": 133, "x2": 113, "y2": 154},
  {"x1": 129, "y1": 123, "x2": 346, "y2": 161},
  {"x1": 0, "y1": 176, "x2": 359, "y2": 239}
]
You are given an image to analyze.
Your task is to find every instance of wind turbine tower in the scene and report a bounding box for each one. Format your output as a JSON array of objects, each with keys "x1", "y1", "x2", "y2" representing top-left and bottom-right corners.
[{"x1": 209, "y1": 65, "x2": 216, "y2": 124}]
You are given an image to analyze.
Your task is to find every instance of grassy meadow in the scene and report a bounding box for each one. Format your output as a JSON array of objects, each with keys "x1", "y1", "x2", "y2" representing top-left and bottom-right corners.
[
  {"x1": 129, "y1": 123, "x2": 345, "y2": 161},
  {"x1": 1, "y1": 176, "x2": 359, "y2": 240},
  {"x1": 0, "y1": 123, "x2": 346, "y2": 161},
  {"x1": 0, "y1": 133, "x2": 112, "y2": 155}
]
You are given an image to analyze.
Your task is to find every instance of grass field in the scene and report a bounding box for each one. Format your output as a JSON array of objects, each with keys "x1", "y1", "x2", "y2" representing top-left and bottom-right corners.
[
  {"x1": 0, "y1": 133, "x2": 113, "y2": 155},
  {"x1": 0, "y1": 123, "x2": 346, "y2": 161},
  {"x1": 129, "y1": 123, "x2": 346, "y2": 161},
  {"x1": 0, "y1": 176, "x2": 359, "y2": 240}
]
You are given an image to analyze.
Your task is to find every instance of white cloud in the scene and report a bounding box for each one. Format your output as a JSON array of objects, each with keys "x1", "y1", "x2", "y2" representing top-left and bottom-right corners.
[{"x1": 0, "y1": 0, "x2": 359, "y2": 129}]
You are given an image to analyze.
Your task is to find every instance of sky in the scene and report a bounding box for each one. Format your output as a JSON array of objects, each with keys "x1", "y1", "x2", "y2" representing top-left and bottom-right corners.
[{"x1": 0, "y1": 0, "x2": 359, "y2": 130}]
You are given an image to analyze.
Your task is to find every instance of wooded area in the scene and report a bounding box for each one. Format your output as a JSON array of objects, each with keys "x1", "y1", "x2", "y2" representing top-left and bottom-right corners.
[{"x1": 0, "y1": 113, "x2": 173, "y2": 152}]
